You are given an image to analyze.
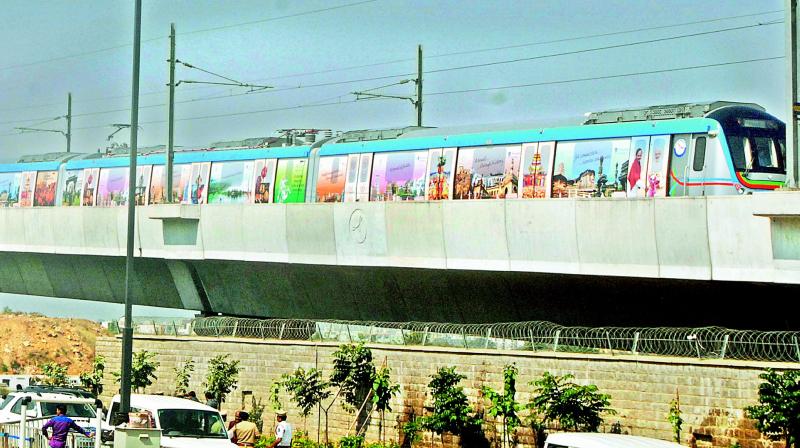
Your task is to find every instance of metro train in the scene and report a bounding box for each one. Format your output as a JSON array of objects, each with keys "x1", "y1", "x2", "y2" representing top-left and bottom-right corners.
[{"x1": 0, "y1": 101, "x2": 787, "y2": 209}]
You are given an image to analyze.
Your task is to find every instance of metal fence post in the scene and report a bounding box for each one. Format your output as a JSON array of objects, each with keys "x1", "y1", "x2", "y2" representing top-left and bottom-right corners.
[
  {"x1": 485, "y1": 327, "x2": 492, "y2": 349},
  {"x1": 232, "y1": 320, "x2": 239, "y2": 338},
  {"x1": 632, "y1": 331, "x2": 640, "y2": 355},
  {"x1": 346, "y1": 324, "x2": 353, "y2": 343},
  {"x1": 462, "y1": 329, "x2": 468, "y2": 349},
  {"x1": 529, "y1": 329, "x2": 535, "y2": 351},
  {"x1": 606, "y1": 331, "x2": 613, "y2": 355},
  {"x1": 553, "y1": 330, "x2": 561, "y2": 352},
  {"x1": 793, "y1": 336, "x2": 800, "y2": 362},
  {"x1": 422, "y1": 326, "x2": 429, "y2": 346},
  {"x1": 719, "y1": 335, "x2": 729, "y2": 359},
  {"x1": 367, "y1": 325, "x2": 374, "y2": 343},
  {"x1": 19, "y1": 399, "x2": 27, "y2": 448},
  {"x1": 400, "y1": 328, "x2": 407, "y2": 345},
  {"x1": 279, "y1": 323, "x2": 286, "y2": 340}
]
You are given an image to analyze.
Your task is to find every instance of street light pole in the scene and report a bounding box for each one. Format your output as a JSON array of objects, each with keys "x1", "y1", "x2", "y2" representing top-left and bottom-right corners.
[
  {"x1": 167, "y1": 23, "x2": 176, "y2": 202},
  {"x1": 120, "y1": 0, "x2": 142, "y2": 418},
  {"x1": 66, "y1": 93, "x2": 72, "y2": 153},
  {"x1": 787, "y1": 0, "x2": 799, "y2": 188}
]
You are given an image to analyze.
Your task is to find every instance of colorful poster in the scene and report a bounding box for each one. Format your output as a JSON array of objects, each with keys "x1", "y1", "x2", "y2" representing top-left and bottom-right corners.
[
  {"x1": 646, "y1": 135, "x2": 670, "y2": 198},
  {"x1": 624, "y1": 137, "x2": 650, "y2": 197},
  {"x1": 82, "y1": 168, "x2": 99, "y2": 206},
  {"x1": 454, "y1": 145, "x2": 521, "y2": 199},
  {"x1": 134, "y1": 165, "x2": 152, "y2": 206},
  {"x1": 521, "y1": 141, "x2": 555, "y2": 199},
  {"x1": 33, "y1": 171, "x2": 58, "y2": 206},
  {"x1": 97, "y1": 167, "x2": 129, "y2": 206},
  {"x1": 0, "y1": 172, "x2": 21, "y2": 207},
  {"x1": 61, "y1": 169, "x2": 83, "y2": 206},
  {"x1": 252, "y1": 159, "x2": 277, "y2": 204},
  {"x1": 189, "y1": 162, "x2": 210, "y2": 204},
  {"x1": 551, "y1": 139, "x2": 631, "y2": 198},
  {"x1": 344, "y1": 154, "x2": 360, "y2": 202},
  {"x1": 370, "y1": 151, "x2": 428, "y2": 201},
  {"x1": 426, "y1": 148, "x2": 456, "y2": 200},
  {"x1": 208, "y1": 161, "x2": 254, "y2": 204},
  {"x1": 172, "y1": 164, "x2": 193, "y2": 204},
  {"x1": 273, "y1": 158, "x2": 308, "y2": 203},
  {"x1": 356, "y1": 153, "x2": 372, "y2": 202},
  {"x1": 18, "y1": 172, "x2": 35, "y2": 207},
  {"x1": 316, "y1": 156, "x2": 348, "y2": 202},
  {"x1": 149, "y1": 165, "x2": 166, "y2": 204}
]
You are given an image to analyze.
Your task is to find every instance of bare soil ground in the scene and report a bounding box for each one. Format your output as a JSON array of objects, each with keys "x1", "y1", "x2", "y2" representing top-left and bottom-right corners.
[{"x1": 0, "y1": 313, "x2": 109, "y2": 375}]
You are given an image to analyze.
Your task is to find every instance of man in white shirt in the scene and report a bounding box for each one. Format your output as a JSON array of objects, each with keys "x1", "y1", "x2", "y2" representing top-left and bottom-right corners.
[{"x1": 268, "y1": 410, "x2": 292, "y2": 448}]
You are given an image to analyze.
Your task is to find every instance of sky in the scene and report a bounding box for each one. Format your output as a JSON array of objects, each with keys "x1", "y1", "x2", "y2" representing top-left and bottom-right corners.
[
  {"x1": 0, "y1": 0, "x2": 788, "y2": 318},
  {"x1": 0, "y1": 0, "x2": 788, "y2": 164}
]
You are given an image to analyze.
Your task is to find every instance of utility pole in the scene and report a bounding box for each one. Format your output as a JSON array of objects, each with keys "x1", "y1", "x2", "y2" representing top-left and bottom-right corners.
[
  {"x1": 787, "y1": 0, "x2": 799, "y2": 188},
  {"x1": 417, "y1": 44, "x2": 423, "y2": 127},
  {"x1": 352, "y1": 45, "x2": 424, "y2": 127},
  {"x1": 66, "y1": 93, "x2": 72, "y2": 153},
  {"x1": 167, "y1": 23, "x2": 176, "y2": 202},
  {"x1": 120, "y1": 0, "x2": 142, "y2": 420}
]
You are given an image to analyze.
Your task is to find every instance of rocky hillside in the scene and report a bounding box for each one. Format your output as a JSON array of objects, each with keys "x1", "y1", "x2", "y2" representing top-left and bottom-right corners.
[{"x1": 0, "y1": 312, "x2": 109, "y2": 375}]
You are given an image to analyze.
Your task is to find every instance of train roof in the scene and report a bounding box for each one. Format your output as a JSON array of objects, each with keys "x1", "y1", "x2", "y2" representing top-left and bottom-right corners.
[
  {"x1": 318, "y1": 116, "x2": 721, "y2": 156},
  {"x1": 0, "y1": 152, "x2": 83, "y2": 173}
]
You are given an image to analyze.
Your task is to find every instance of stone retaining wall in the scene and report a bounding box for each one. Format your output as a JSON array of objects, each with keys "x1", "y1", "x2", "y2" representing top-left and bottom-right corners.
[{"x1": 96, "y1": 336, "x2": 795, "y2": 448}]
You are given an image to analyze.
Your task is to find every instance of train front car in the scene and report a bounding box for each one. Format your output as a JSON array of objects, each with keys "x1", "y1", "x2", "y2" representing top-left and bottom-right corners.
[{"x1": 706, "y1": 104, "x2": 786, "y2": 193}]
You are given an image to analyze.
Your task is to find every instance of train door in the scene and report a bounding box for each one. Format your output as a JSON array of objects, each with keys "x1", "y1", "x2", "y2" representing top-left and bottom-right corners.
[
  {"x1": 668, "y1": 134, "x2": 691, "y2": 196},
  {"x1": 685, "y1": 134, "x2": 708, "y2": 196}
]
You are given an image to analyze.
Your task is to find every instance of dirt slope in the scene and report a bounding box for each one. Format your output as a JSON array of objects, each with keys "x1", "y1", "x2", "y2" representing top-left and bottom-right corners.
[{"x1": 0, "y1": 313, "x2": 109, "y2": 375}]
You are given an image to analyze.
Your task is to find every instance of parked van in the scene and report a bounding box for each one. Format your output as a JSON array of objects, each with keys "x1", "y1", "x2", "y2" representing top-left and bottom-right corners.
[
  {"x1": 0, "y1": 392, "x2": 100, "y2": 427},
  {"x1": 106, "y1": 394, "x2": 236, "y2": 448},
  {"x1": 545, "y1": 433, "x2": 684, "y2": 448}
]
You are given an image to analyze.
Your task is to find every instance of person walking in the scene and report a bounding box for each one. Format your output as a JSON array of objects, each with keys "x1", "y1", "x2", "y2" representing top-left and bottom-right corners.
[
  {"x1": 229, "y1": 410, "x2": 260, "y2": 447},
  {"x1": 267, "y1": 410, "x2": 292, "y2": 448},
  {"x1": 41, "y1": 404, "x2": 94, "y2": 448},
  {"x1": 204, "y1": 391, "x2": 219, "y2": 409}
]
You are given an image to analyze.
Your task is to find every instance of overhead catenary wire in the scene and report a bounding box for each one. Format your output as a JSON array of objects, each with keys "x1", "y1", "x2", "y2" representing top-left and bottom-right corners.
[
  {"x1": 0, "y1": 19, "x2": 783, "y2": 129},
  {"x1": 0, "y1": 8, "x2": 783, "y2": 114},
  {"x1": 25, "y1": 55, "x2": 774, "y2": 134}
]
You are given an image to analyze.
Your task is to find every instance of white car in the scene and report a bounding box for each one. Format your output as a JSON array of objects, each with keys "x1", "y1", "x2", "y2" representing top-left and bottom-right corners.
[
  {"x1": 544, "y1": 433, "x2": 684, "y2": 448},
  {"x1": 0, "y1": 391, "x2": 100, "y2": 431},
  {"x1": 106, "y1": 394, "x2": 237, "y2": 448}
]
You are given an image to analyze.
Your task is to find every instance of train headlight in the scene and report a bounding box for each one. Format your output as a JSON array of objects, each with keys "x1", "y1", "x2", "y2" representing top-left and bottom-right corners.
[{"x1": 735, "y1": 184, "x2": 745, "y2": 194}]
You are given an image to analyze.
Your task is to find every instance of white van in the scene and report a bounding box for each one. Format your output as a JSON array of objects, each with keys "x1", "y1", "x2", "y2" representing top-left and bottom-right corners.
[
  {"x1": 544, "y1": 433, "x2": 684, "y2": 448},
  {"x1": 106, "y1": 394, "x2": 236, "y2": 448}
]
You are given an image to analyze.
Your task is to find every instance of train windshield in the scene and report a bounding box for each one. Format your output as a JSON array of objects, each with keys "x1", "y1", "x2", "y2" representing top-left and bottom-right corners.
[{"x1": 709, "y1": 107, "x2": 786, "y2": 174}]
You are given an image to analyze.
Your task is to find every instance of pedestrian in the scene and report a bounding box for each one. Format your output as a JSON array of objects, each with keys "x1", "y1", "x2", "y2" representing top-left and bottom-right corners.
[
  {"x1": 41, "y1": 404, "x2": 94, "y2": 448},
  {"x1": 204, "y1": 391, "x2": 219, "y2": 409},
  {"x1": 267, "y1": 410, "x2": 292, "y2": 448},
  {"x1": 228, "y1": 410, "x2": 242, "y2": 445},
  {"x1": 229, "y1": 410, "x2": 260, "y2": 447},
  {"x1": 185, "y1": 391, "x2": 200, "y2": 402}
]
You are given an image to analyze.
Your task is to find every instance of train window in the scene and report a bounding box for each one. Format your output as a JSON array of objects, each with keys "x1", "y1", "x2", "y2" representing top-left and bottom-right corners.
[
  {"x1": 273, "y1": 159, "x2": 307, "y2": 204},
  {"x1": 207, "y1": 161, "x2": 255, "y2": 204},
  {"x1": 752, "y1": 136, "x2": 780, "y2": 169},
  {"x1": 370, "y1": 151, "x2": 428, "y2": 201},
  {"x1": 692, "y1": 137, "x2": 706, "y2": 172},
  {"x1": 316, "y1": 156, "x2": 348, "y2": 202}
]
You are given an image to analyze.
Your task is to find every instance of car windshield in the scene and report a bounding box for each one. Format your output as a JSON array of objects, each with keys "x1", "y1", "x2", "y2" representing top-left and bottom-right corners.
[
  {"x1": 41, "y1": 403, "x2": 96, "y2": 419},
  {"x1": 0, "y1": 394, "x2": 16, "y2": 410},
  {"x1": 157, "y1": 409, "x2": 227, "y2": 438}
]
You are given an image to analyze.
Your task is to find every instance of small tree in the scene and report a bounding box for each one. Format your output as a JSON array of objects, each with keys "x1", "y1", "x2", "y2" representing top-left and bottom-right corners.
[
  {"x1": 249, "y1": 395, "x2": 266, "y2": 432},
  {"x1": 483, "y1": 364, "x2": 522, "y2": 448},
  {"x1": 527, "y1": 371, "x2": 615, "y2": 433},
  {"x1": 745, "y1": 369, "x2": 800, "y2": 448},
  {"x1": 173, "y1": 359, "x2": 194, "y2": 396},
  {"x1": 41, "y1": 362, "x2": 69, "y2": 387},
  {"x1": 114, "y1": 350, "x2": 160, "y2": 393},
  {"x1": 79, "y1": 355, "x2": 106, "y2": 396},
  {"x1": 422, "y1": 366, "x2": 482, "y2": 446},
  {"x1": 372, "y1": 366, "x2": 401, "y2": 443},
  {"x1": 269, "y1": 379, "x2": 283, "y2": 411},
  {"x1": 331, "y1": 343, "x2": 376, "y2": 411},
  {"x1": 203, "y1": 354, "x2": 241, "y2": 408},
  {"x1": 667, "y1": 390, "x2": 683, "y2": 443}
]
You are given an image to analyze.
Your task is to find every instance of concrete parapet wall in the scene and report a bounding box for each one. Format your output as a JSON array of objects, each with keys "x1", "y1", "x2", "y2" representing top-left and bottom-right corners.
[
  {"x1": 96, "y1": 336, "x2": 791, "y2": 448},
  {"x1": 2, "y1": 195, "x2": 799, "y2": 284}
]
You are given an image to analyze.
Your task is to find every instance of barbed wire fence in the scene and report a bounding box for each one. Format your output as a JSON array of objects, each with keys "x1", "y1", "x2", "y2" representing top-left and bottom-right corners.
[{"x1": 122, "y1": 317, "x2": 800, "y2": 363}]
